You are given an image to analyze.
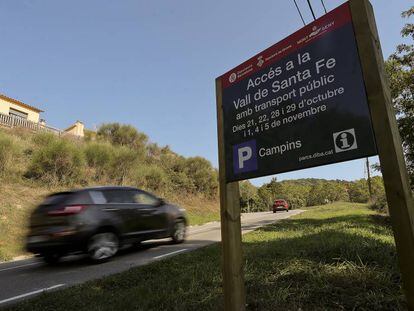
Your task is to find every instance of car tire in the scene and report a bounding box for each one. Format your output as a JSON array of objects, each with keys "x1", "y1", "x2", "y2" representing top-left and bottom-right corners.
[
  {"x1": 87, "y1": 232, "x2": 119, "y2": 263},
  {"x1": 171, "y1": 219, "x2": 186, "y2": 244},
  {"x1": 42, "y1": 252, "x2": 61, "y2": 265},
  {"x1": 286, "y1": 209, "x2": 289, "y2": 212},
  {"x1": 273, "y1": 210, "x2": 276, "y2": 213}
]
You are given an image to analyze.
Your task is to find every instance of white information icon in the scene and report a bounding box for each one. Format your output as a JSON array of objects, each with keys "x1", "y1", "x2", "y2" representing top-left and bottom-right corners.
[{"x1": 333, "y1": 128, "x2": 358, "y2": 153}]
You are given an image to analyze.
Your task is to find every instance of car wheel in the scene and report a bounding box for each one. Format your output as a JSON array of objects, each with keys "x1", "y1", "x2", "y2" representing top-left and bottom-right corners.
[
  {"x1": 286, "y1": 209, "x2": 289, "y2": 212},
  {"x1": 42, "y1": 252, "x2": 61, "y2": 265},
  {"x1": 87, "y1": 232, "x2": 119, "y2": 263},
  {"x1": 273, "y1": 210, "x2": 276, "y2": 213},
  {"x1": 171, "y1": 219, "x2": 186, "y2": 244}
]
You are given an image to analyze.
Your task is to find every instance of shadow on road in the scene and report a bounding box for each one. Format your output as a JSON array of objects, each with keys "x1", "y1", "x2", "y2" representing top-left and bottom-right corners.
[{"x1": 29, "y1": 239, "x2": 179, "y2": 269}]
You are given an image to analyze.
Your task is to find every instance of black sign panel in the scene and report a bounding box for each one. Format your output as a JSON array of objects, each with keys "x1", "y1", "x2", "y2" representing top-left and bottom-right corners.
[{"x1": 219, "y1": 3, "x2": 377, "y2": 182}]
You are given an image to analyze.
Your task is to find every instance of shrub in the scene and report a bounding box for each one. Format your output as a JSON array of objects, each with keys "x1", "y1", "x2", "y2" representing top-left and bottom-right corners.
[
  {"x1": 183, "y1": 157, "x2": 218, "y2": 196},
  {"x1": 370, "y1": 192, "x2": 389, "y2": 214},
  {"x1": 0, "y1": 132, "x2": 15, "y2": 176},
  {"x1": 83, "y1": 129, "x2": 97, "y2": 142},
  {"x1": 348, "y1": 179, "x2": 372, "y2": 203},
  {"x1": 84, "y1": 142, "x2": 114, "y2": 181},
  {"x1": 32, "y1": 132, "x2": 57, "y2": 147},
  {"x1": 109, "y1": 146, "x2": 140, "y2": 185},
  {"x1": 97, "y1": 123, "x2": 148, "y2": 152},
  {"x1": 286, "y1": 197, "x2": 306, "y2": 209},
  {"x1": 26, "y1": 138, "x2": 85, "y2": 185},
  {"x1": 132, "y1": 164, "x2": 170, "y2": 193}
]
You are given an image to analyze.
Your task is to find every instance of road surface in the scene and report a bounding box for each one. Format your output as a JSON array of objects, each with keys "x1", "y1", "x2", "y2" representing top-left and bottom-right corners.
[{"x1": 0, "y1": 210, "x2": 303, "y2": 307}]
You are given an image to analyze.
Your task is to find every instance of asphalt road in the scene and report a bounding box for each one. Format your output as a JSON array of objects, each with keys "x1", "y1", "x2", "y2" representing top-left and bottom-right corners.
[{"x1": 0, "y1": 210, "x2": 303, "y2": 307}]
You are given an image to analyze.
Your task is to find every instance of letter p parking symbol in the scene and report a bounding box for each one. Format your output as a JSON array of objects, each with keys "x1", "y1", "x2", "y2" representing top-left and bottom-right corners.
[
  {"x1": 233, "y1": 140, "x2": 258, "y2": 174},
  {"x1": 238, "y1": 147, "x2": 252, "y2": 169}
]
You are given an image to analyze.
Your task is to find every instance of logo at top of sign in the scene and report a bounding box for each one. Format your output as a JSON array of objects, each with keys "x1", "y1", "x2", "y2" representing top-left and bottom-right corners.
[
  {"x1": 233, "y1": 140, "x2": 258, "y2": 174},
  {"x1": 309, "y1": 25, "x2": 322, "y2": 38},
  {"x1": 333, "y1": 129, "x2": 358, "y2": 153},
  {"x1": 229, "y1": 73, "x2": 237, "y2": 83},
  {"x1": 257, "y1": 56, "x2": 264, "y2": 67}
]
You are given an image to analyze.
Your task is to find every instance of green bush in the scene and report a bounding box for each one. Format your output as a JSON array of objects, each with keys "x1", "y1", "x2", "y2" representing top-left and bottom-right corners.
[
  {"x1": 286, "y1": 197, "x2": 306, "y2": 209},
  {"x1": 370, "y1": 192, "x2": 388, "y2": 214},
  {"x1": 0, "y1": 132, "x2": 15, "y2": 176},
  {"x1": 26, "y1": 138, "x2": 85, "y2": 185},
  {"x1": 109, "y1": 146, "x2": 140, "y2": 185},
  {"x1": 84, "y1": 142, "x2": 114, "y2": 181},
  {"x1": 348, "y1": 179, "x2": 370, "y2": 203},
  {"x1": 132, "y1": 164, "x2": 170, "y2": 193},
  {"x1": 32, "y1": 132, "x2": 57, "y2": 147},
  {"x1": 183, "y1": 157, "x2": 218, "y2": 196},
  {"x1": 97, "y1": 123, "x2": 148, "y2": 152}
]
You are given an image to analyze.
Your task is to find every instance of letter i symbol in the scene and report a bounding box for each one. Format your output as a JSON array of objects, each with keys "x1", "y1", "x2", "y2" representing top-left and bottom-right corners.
[{"x1": 340, "y1": 133, "x2": 350, "y2": 148}]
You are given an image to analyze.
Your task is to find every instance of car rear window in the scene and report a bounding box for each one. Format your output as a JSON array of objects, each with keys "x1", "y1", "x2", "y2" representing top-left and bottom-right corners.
[
  {"x1": 42, "y1": 192, "x2": 74, "y2": 205},
  {"x1": 40, "y1": 191, "x2": 93, "y2": 206}
]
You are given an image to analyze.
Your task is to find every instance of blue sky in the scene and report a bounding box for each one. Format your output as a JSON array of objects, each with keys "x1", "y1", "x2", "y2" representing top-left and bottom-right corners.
[{"x1": 0, "y1": 0, "x2": 411, "y2": 185}]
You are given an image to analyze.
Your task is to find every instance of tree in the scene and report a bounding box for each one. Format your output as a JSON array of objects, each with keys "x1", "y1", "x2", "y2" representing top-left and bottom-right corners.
[
  {"x1": 239, "y1": 181, "x2": 258, "y2": 212},
  {"x1": 256, "y1": 185, "x2": 273, "y2": 212},
  {"x1": 348, "y1": 179, "x2": 370, "y2": 203},
  {"x1": 386, "y1": 6, "x2": 414, "y2": 188}
]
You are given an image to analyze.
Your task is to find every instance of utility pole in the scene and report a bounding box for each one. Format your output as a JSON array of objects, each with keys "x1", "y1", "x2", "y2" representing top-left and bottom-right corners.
[{"x1": 366, "y1": 157, "x2": 373, "y2": 200}]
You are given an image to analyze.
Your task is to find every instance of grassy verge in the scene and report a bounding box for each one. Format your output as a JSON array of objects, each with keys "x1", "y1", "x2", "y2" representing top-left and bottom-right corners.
[
  {"x1": 4, "y1": 202, "x2": 406, "y2": 310},
  {"x1": 187, "y1": 211, "x2": 220, "y2": 226},
  {"x1": 169, "y1": 194, "x2": 220, "y2": 226},
  {"x1": 0, "y1": 182, "x2": 52, "y2": 261}
]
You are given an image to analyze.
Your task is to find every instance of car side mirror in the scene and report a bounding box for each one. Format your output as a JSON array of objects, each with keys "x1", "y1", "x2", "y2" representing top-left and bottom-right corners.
[{"x1": 157, "y1": 198, "x2": 165, "y2": 206}]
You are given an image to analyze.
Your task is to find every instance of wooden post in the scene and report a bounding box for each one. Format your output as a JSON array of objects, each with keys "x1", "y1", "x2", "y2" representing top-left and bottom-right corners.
[
  {"x1": 216, "y1": 78, "x2": 246, "y2": 311},
  {"x1": 350, "y1": 0, "x2": 414, "y2": 308}
]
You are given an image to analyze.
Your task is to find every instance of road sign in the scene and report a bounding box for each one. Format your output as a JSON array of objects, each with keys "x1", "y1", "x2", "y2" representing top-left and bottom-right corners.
[
  {"x1": 219, "y1": 3, "x2": 377, "y2": 182},
  {"x1": 216, "y1": 1, "x2": 414, "y2": 310}
]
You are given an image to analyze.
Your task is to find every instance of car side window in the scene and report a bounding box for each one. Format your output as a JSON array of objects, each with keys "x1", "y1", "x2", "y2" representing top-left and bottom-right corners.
[
  {"x1": 133, "y1": 191, "x2": 159, "y2": 206},
  {"x1": 103, "y1": 190, "x2": 135, "y2": 204},
  {"x1": 89, "y1": 191, "x2": 107, "y2": 204}
]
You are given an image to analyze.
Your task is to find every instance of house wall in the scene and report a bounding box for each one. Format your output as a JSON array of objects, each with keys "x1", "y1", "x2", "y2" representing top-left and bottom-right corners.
[
  {"x1": 64, "y1": 121, "x2": 85, "y2": 137},
  {"x1": 0, "y1": 98, "x2": 40, "y2": 123}
]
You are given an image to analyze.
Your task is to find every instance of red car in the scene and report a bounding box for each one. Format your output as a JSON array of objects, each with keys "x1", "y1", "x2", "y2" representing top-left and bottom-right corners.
[{"x1": 272, "y1": 199, "x2": 289, "y2": 213}]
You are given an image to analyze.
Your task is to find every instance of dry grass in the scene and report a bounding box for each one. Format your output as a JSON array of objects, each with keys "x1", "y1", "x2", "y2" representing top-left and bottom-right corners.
[
  {"x1": 167, "y1": 194, "x2": 219, "y2": 225},
  {"x1": 0, "y1": 181, "x2": 52, "y2": 260}
]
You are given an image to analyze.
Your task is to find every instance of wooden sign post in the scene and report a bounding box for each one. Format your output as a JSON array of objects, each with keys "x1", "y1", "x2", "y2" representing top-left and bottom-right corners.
[
  {"x1": 216, "y1": 78, "x2": 246, "y2": 311},
  {"x1": 216, "y1": 0, "x2": 414, "y2": 309},
  {"x1": 350, "y1": 0, "x2": 414, "y2": 308}
]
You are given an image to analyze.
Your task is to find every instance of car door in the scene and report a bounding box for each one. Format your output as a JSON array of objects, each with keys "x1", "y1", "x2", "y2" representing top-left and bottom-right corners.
[
  {"x1": 132, "y1": 190, "x2": 169, "y2": 238},
  {"x1": 101, "y1": 189, "x2": 142, "y2": 240}
]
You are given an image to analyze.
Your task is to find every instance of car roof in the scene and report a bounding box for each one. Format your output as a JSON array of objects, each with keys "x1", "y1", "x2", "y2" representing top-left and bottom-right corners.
[
  {"x1": 48, "y1": 186, "x2": 140, "y2": 196},
  {"x1": 79, "y1": 186, "x2": 139, "y2": 192}
]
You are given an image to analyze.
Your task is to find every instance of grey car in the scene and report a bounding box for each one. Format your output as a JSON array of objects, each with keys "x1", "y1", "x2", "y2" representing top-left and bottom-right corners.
[{"x1": 26, "y1": 186, "x2": 187, "y2": 264}]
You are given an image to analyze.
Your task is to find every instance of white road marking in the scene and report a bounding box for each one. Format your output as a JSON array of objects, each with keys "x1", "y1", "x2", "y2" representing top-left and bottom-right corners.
[
  {"x1": 0, "y1": 284, "x2": 65, "y2": 305},
  {"x1": 154, "y1": 249, "x2": 188, "y2": 259},
  {"x1": 0, "y1": 262, "x2": 41, "y2": 272}
]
